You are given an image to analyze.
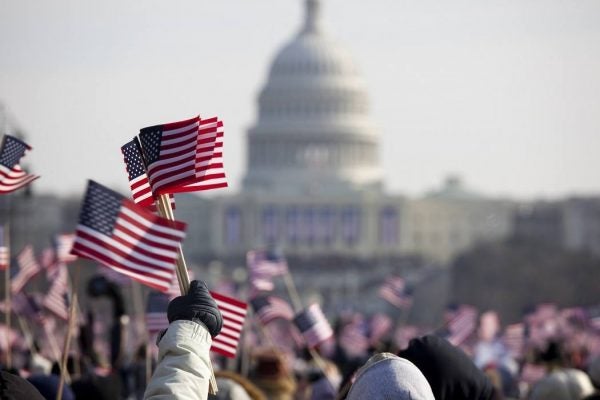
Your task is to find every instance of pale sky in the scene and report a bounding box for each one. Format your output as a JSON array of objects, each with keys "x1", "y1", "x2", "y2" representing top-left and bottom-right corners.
[{"x1": 1, "y1": 0, "x2": 599, "y2": 200}]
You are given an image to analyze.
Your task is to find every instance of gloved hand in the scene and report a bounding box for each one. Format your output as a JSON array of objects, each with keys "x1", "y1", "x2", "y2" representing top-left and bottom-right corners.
[{"x1": 167, "y1": 280, "x2": 223, "y2": 338}]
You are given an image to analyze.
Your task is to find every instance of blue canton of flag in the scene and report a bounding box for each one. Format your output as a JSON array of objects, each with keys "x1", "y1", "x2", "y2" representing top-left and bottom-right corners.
[
  {"x1": 71, "y1": 180, "x2": 187, "y2": 292},
  {"x1": 0, "y1": 135, "x2": 39, "y2": 193}
]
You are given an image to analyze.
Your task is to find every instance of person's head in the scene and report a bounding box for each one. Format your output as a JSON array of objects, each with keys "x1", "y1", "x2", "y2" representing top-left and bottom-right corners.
[
  {"x1": 342, "y1": 353, "x2": 434, "y2": 400},
  {"x1": 209, "y1": 370, "x2": 266, "y2": 400},
  {"x1": 0, "y1": 370, "x2": 45, "y2": 400},
  {"x1": 398, "y1": 335, "x2": 499, "y2": 400}
]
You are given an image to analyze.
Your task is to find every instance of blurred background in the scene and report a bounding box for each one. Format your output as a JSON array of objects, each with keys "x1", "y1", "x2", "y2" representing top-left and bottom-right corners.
[{"x1": 1, "y1": 0, "x2": 599, "y2": 322}]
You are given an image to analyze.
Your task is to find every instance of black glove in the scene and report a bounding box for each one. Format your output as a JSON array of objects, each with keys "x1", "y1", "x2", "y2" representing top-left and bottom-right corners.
[{"x1": 167, "y1": 280, "x2": 223, "y2": 338}]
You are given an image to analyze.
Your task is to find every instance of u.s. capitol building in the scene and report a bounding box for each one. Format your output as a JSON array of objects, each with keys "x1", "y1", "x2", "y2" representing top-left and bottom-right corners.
[{"x1": 177, "y1": 0, "x2": 514, "y2": 267}]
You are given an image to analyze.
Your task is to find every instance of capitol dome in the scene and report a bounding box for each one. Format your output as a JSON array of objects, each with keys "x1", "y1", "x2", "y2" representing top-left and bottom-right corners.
[{"x1": 243, "y1": 0, "x2": 383, "y2": 196}]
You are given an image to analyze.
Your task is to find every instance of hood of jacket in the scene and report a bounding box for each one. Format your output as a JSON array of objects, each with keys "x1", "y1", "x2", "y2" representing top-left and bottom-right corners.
[{"x1": 346, "y1": 353, "x2": 435, "y2": 400}]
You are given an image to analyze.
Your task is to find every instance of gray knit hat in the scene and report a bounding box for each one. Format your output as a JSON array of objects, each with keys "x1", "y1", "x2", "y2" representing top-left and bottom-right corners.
[{"x1": 346, "y1": 353, "x2": 435, "y2": 400}]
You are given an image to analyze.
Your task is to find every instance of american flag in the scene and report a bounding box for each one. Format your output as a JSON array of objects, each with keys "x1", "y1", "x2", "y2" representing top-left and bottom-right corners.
[
  {"x1": 0, "y1": 135, "x2": 39, "y2": 193},
  {"x1": 12, "y1": 292, "x2": 45, "y2": 325},
  {"x1": 369, "y1": 313, "x2": 393, "y2": 344},
  {"x1": 339, "y1": 318, "x2": 370, "y2": 357},
  {"x1": 0, "y1": 226, "x2": 9, "y2": 270},
  {"x1": 503, "y1": 322, "x2": 525, "y2": 358},
  {"x1": 146, "y1": 291, "x2": 170, "y2": 334},
  {"x1": 139, "y1": 116, "x2": 227, "y2": 195},
  {"x1": 246, "y1": 249, "x2": 288, "y2": 292},
  {"x1": 294, "y1": 303, "x2": 333, "y2": 348},
  {"x1": 378, "y1": 276, "x2": 412, "y2": 309},
  {"x1": 11, "y1": 245, "x2": 41, "y2": 293},
  {"x1": 251, "y1": 295, "x2": 294, "y2": 325},
  {"x1": 176, "y1": 118, "x2": 228, "y2": 193},
  {"x1": 210, "y1": 291, "x2": 248, "y2": 358},
  {"x1": 55, "y1": 233, "x2": 77, "y2": 263},
  {"x1": 446, "y1": 305, "x2": 478, "y2": 346},
  {"x1": 43, "y1": 264, "x2": 70, "y2": 320},
  {"x1": 70, "y1": 180, "x2": 187, "y2": 293},
  {"x1": 121, "y1": 138, "x2": 175, "y2": 211}
]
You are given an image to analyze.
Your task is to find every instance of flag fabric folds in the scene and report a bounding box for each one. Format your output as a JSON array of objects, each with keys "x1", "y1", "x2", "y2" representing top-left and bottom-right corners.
[
  {"x1": 121, "y1": 138, "x2": 155, "y2": 208},
  {"x1": 251, "y1": 295, "x2": 294, "y2": 325},
  {"x1": 146, "y1": 291, "x2": 170, "y2": 334},
  {"x1": 55, "y1": 233, "x2": 77, "y2": 264},
  {"x1": 11, "y1": 245, "x2": 41, "y2": 293},
  {"x1": 138, "y1": 116, "x2": 227, "y2": 196},
  {"x1": 176, "y1": 118, "x2": 228, "y2": 193},
  {"x1": 121, "y1": 138, "x2": 175, "y2": 211},
  {"x1": 13, "y1": 292, "x2": 46, "y2": 325},
  {"x1": 210, "y1": 291, "x2": 247, "y2": 358},
  {"x1": 0, "y1": 135, "x2": 39, "y2": 193},
  {"x1": 70, "y1": 180, "x2": 187, "y2": 293},
  {"x1": 293, "y1": 303, "x2": 333, "y2": 348},
  {"x1": 378, "y1": 276, "x2": 412, "y2": 309},
  {"x1": 0, "y1": 226, "x2": 8, "y2": 270},
  {"x1": 247, "y1": 249, "x2": 288, "y2": 292},
  {"x1": 446, "y1": 305, "x2": 478, "y2": 346},
  {"x1": 43, "y1": 264, "x2": 70, "y2": 320}
]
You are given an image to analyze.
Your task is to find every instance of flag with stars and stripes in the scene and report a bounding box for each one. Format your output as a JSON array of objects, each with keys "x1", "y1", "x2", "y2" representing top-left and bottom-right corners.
[
  {"x1": 146, "y1": 291, "x2": 170, "y2": 334},
  {"x1": 121, "y1": 138, "x2": 175, "y2": 211},
  {"x1": 43, "y1": 263, "x2": 70, "y2": 320},
  {"x1": 0, "y1": 135, "x2": 39, "y2": 194},
  {"x1": 251, "y1": 295, "x2": 294, "y2": 325},
  {"x1": 211, "y1": 291, "x2": 248, "y2": 358},
  {"x1": 13, "y1": 292, "x2": 46, "y2": 325},
  {"x1": 139, "y1": 116, "x2": 227, "y2": 196},
  {"x1": 11, "y1": 245, "x2": 41, "y2": 293},
  {"x1": 378, "y1": 276, "x2": 412, "y2": 309},
  {"x1": 247, "y1": 249, "x2": 288, "y2": 293},
  {"x1": 55, "y1": 233, "x2": 77, "y2": 264},
  {"x1": 294, "y1": 303, "x2": 333, "y2": 348},
  {"x1": 0, "y1": 226, "x2": 8, "y2": 271},
  {"x1": 70, "y1": 180, "x2": 187, "y2": 293},
  {"x1": 446, "y1": 305, "x2": 478, "y2": 346}
]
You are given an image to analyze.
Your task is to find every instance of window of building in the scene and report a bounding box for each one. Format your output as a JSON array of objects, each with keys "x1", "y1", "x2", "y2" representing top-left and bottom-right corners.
[
  {"x1": 262, "y1": 206, "x2": 278, "y2": 244},
  {"x1": 224, "y1": 207, "x2": 242, "y2": 246},
  {"x1": 379, "y1": 206, "x2": 398, "y2": 246},
  {"x1": 341, "y1": 207, "x2": 361, "y2": 245}
]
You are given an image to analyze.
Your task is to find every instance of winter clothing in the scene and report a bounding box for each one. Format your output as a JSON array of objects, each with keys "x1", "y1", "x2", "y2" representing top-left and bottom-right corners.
[
  {"x1": 0, "y1": 370, "x2": 44, "y2": 400},
  {"x1": 589, "y1": 356, "x2": 600, "y2": 388},
  {"x1": 208, "y1": 370, "x2": 267, "y2": 400},
  {"x1": 251, "y1": 349, "x2": 296, "y2": 400},
  {"x1": 346, "y1": 352, "x2": 435, "y2": 400},
  {"x1": 168, "y1": 280, "x2": 223, "y2": 338},
  {"x1": 530, "y1": 368, "x2": 594, "y2": 400},
  {"x1": 27, "y1": 374, "x2": 75, "y2": 400},
  {"x1": 398, "y1": 334, "x2": 498, "y2": 400},
  {"x1": 144, "y1": 319, "x2": 213, "y2": 399}
]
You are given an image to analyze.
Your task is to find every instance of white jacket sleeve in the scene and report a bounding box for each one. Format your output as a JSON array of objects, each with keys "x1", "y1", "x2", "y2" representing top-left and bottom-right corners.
[{"x1": 144, "y1": 320, "x2": 212, "y2": 400}]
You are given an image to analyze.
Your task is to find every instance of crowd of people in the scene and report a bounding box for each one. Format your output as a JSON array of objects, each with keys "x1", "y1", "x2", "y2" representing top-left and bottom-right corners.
[{"x1": 1, "y1": 277, "x2": 600, "y2": 400}]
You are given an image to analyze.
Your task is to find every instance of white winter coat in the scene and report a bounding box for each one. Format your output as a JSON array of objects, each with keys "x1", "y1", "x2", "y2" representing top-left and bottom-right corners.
[{"x1": 144, "y1": 320, "x2": 213, "y2": 400}]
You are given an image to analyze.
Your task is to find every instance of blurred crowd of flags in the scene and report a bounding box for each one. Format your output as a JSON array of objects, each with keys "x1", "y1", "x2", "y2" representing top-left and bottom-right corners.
[{"x1": 0, "y1": 122, "x2": 599, "y2": 394}]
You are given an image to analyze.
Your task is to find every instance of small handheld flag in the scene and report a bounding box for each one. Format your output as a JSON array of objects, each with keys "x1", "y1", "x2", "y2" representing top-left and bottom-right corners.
[
  {"x1": 210, "y1": 292, "x2": 247, "y2": 358},
  {"x1": 11, "y1": 245, "x2": 41, "y2": 293},
  {"x1": 70, "y1": 180, "x2": 187, "y2": 293},
  {"x1": 293, "y1": 303, "x2": 333, "y2": 348},
  {"x1": 139, "y1": 116, "x2": 227, "y2": 195},
  {"x1": 0, "y1": 135, "x2": 39, "y2": 193}
]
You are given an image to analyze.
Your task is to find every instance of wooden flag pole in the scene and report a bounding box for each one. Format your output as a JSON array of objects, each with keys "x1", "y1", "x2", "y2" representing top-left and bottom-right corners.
[
  {"x1": 4, "y1": 222, "x2": 11, "y2": 369},
  {"x1": 16, "y1": 315, "x2": 36, "y2": 356},
  {"x1": 56, "y1": 265, "x2": 80, "y2": 400},
  {"x1": 282, "y1": 268, "x2": 336, "y2": 393},
  {"x1": 155, "y1": 194, "x2": 218, "y2": 395}
]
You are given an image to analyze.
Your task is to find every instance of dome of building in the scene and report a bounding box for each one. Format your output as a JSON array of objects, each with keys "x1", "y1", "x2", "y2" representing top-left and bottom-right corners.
[{"x1": 243, "y1": 0, "x2": 383, "y2": 196}]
